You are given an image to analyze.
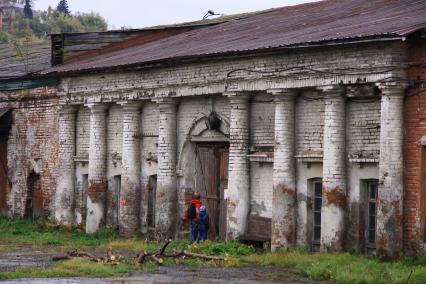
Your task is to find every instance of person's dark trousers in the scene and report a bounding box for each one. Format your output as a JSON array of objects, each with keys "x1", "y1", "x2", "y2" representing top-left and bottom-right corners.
[
  {"x1": 196, "y1": 229, "x2": 207, "y2": 243},
  {"x1": 189, "y1": 219, "x2": 197, "y2": 243}
]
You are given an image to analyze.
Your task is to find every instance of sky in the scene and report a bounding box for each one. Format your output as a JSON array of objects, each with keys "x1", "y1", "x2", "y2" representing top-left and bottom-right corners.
[{"x1": 33, "y1": 0, "x2": 318, "y2": 30}]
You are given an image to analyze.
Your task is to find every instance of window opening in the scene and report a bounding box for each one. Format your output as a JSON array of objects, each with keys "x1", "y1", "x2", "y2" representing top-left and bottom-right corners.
[
  {"x1": 114, "y1": 175, "x2": 121, "y2": 229},
  {"x1": 313, "y1": 180, "x2": 323, "y2": 243},
  {"x1": 366, "y1": 180, "x2": 378, "y2": 246}
]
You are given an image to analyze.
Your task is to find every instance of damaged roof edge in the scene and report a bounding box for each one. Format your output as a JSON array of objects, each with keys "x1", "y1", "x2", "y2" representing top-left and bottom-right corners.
[{"x1": 45, "y1": 34, "x2": 406, "y2": 77}]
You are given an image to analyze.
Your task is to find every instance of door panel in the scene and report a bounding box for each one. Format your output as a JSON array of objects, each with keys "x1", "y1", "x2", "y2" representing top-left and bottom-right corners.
[{"x1": 195, "y1": 143, "x2": 228, "y2": 240}]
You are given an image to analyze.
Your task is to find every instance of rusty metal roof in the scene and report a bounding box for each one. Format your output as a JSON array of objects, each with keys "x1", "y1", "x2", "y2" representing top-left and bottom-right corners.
[
  {"x1": 0, "y1": 41, "x2": 51, "y2": 80},
  {"x1": 45, "y1": 0, "x2": 426, "y2": 75}
]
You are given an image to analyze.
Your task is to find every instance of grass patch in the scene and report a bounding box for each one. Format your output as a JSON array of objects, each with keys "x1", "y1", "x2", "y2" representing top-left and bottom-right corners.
[
  {"x1": 0, "y1": 258, "x2": 132, "y2": 280},
  {"x1": 0, "y1": 216, "x2": 119, "y2": 250},
  {"x1": 243, "y1": 250, "x2": 426, "y2": 284}
]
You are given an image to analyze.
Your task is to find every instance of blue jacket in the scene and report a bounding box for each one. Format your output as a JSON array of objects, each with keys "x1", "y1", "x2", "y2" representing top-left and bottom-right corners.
[{"x1": 196, "y1": 211, "x2": 209, "y2": 231}]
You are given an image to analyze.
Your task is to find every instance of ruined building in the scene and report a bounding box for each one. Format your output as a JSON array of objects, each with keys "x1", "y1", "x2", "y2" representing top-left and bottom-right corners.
[{"x1": 0, "y1": 0, "x2": 426, "y2": 258}]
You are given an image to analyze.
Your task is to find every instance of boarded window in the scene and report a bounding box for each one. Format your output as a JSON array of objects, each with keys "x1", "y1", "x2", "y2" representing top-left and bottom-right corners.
[
  {"x1": 81, "y1": 174, "x2": 89, "y2": 223},
  {"x1": 147, "y1": 175, "x2": 157, "y2": 228}
]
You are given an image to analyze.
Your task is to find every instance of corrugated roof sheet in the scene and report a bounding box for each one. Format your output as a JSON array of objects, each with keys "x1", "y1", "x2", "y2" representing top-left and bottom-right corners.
[
  {"x1": 46, "y1": 0, "x2": 426, "y2": 75},
  {"x1": 0, "y1": 41, "x2": 51, "y2": 80}
]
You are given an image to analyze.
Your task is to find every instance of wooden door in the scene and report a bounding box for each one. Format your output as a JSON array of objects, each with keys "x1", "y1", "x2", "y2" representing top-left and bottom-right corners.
[
  {"x1": 26, "y1": 172, "x2": 43, "y2": 219},
  {"x1": 195, "y1": 143, "x2": 229, "y2": 240}
]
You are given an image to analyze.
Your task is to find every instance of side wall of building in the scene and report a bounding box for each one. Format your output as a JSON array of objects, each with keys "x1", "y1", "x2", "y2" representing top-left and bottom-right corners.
[
  {"x1": 403, "y1": 37, "x2": 426, "y2": 255},
  {"x1": 0, "y1": 86, "x2": 59, "y2": 218}
]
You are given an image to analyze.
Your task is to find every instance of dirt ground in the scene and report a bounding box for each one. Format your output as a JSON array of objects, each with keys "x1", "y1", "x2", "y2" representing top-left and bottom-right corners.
[{"x1": 0, "y1": 251, "x2": 324, "y2": 284}]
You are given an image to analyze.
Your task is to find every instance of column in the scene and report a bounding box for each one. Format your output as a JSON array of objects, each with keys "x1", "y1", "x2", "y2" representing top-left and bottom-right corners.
[
  {"x1": 55, "y1": 105, "x2": 77, "y2": 225},
  {"x1": 225, "y1": 92, "x2": 250, "y2": 240},
  {"x1": 119, "y1": 101, "x2": 142, "y2": 236},
  {"x1": 376, "y1": 81, "x2": 407, "y2": 259},
  {"x1": 268, "y1": 89, "x2": 297, "y2": 251},
  {"x1": 320, "y1": 85, "x2": 347, "y2": 252},
  {"x1": 85, "y1": 103, "x2": 108, "y2": 233},
  {"x1": 155, "y1": 98, "x2": 178, "y2": 237}
]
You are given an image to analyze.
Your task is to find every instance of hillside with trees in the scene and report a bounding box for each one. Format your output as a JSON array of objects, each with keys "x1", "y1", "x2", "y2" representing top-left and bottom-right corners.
[{"x1": 0, "y1": 0, "x2": 108, "y2": 44}]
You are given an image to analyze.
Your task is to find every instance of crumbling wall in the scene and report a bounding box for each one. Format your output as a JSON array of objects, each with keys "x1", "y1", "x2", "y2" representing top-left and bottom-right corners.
[{"x1": 0, "y1": 86, "x2": 59, "y2": 218}]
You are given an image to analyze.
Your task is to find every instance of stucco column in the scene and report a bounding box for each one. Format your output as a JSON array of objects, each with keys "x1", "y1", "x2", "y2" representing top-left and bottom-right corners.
[
  {"x1": 55, "y1": 105, "x2": 77, "y2": 225},
  {"x1": 119, "y1": 101, "x2": 142, "y2": 236},
  {"x1": 156, "y1": 98, "x2": 178, "y2": 237},
  {"x1": 225, "y1": 92, "x2": 250, "y2": 240},
  {"x1": 268, "y1": 89, "x2": 297, "y2": 251},
  {"x1": 86, "y1": 103, "x2": 108, "y2": 233},
  {"x1": 376, "y1": 81, "x2": 407, "y2": 259},
  {"x1": 319, "y1": 85, "x2": 347, "y2": 252}
]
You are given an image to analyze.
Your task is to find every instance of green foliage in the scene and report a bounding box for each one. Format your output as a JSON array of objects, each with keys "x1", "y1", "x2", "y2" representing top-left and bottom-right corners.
[
  {"x1": 56, "y1": 0, "x2": 70, "y2": 16},
  {"x1": 76, "y1": 12, "x2": 108, "y2": 32},
  {"x1": 187, "y1": 240, "x2": 255, "y2": 257},
  {"x1": 23, "y1": 0, "x2": 33, "y2": 19},
  {"x1": 2, "y1": 3, "x2": 108, "y2": 44}
]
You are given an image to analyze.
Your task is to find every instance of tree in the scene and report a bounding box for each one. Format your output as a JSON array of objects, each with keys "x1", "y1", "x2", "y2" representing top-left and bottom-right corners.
[
  {"x1": 76, "y1": 12, "x2": 107, "y2": 32},
  {"x1": 56, "y1": 0, "x2": 70, "y2": 16},
  {"x1": 23, "y1": 0, "x2": 33, "y2": 19}
]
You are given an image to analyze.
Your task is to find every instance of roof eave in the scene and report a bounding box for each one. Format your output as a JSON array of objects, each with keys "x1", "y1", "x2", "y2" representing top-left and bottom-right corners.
[{"x1": 46, "y1": 35, "x2": 407, "y2": 78}]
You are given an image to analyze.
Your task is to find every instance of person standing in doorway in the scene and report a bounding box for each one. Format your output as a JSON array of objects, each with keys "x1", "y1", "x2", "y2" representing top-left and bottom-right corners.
[
  {"x1": 196, "y1": 205, "x2": 209, "y2": 242},
  {"x1": 187, "y1": 192, "x2": 201, "y2": 243}
]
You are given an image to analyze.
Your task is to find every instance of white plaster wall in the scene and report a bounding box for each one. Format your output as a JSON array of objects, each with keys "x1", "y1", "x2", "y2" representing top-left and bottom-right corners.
[{"x1": 250, "y1": 162, "x2": 273, "y2": 218}]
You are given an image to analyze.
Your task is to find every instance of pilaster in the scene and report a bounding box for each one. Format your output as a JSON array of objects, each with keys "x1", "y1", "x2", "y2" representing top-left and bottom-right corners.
[
  {"x1": 268, "y1": 89, "x2": 298, "y2": 250},
  {"x1": 225, "y1": 92, "x2": 251, "y2": 240},
  {"x1": 85, "y1": 103, "x2": 108, "y2": 233},
  {"x1": 319, "y1": 85, "x2": 347, "y2": 251},
  {"x1": 155, "y1": 98, "x2": 178, "y2": 237},
  {"x1": 119, "y1": 101, "x2": 142, "y2": 236},
  {"x1": 55, "y1": 105, "x2": 78, "y2": 225},
  {"x1": 376, "y1": 81, "x2": 408, "y2": 259}
]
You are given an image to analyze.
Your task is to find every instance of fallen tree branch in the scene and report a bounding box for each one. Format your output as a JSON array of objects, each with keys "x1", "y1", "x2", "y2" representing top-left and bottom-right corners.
[{"x1": 52, "y1": 243, "x2": 226, "y2": 265}]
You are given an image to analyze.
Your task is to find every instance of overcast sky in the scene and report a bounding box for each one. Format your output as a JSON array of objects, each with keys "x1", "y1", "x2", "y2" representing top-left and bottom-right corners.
[{"x1": 33, "y1": 0, "x2": 318, "y2": 30}]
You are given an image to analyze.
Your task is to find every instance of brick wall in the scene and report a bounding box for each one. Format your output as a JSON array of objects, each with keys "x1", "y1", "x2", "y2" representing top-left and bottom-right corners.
[
  {"x1": 296, "y1": 94, "x2": 324, "y2": 156},
  {"x1": 346, "y1": 100, "x2": 381, "y2": 159},
  {"x1": 403, "y1": 38, "x2": 426, "y2": 255},
  {"x1": 250, "y1": 93, "x2": 274, "y2": 148},
  {"x1": 0, "y1": 86, "x2": 59, "y2": 217}
]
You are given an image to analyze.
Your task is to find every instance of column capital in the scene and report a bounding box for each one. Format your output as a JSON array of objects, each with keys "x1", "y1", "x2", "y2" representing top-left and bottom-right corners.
[
  {"x1": 224, "y1": 92, "x2": 251, "y2": 104},
  {"x1": 118, "y1": 100, "x2": 143, "y2": 110},
  {"x1": 317, "y1": 85, "x2": 346, "y2": 97},
  {"x1": 85, "y1": 103, "x2": 109, "y2": 112},
  {"x1": 376, "y1": 81, "x2": 409, "y2": 97},
  {"x1": 267, "y1": 88, "x2": 298, "y2": 101},
  {"x1": 58, "y1": 105, "x2": 78, "y2": 115},
  {"x1": 346, "y1": 85, "x2": 376, "y2": 98}
]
